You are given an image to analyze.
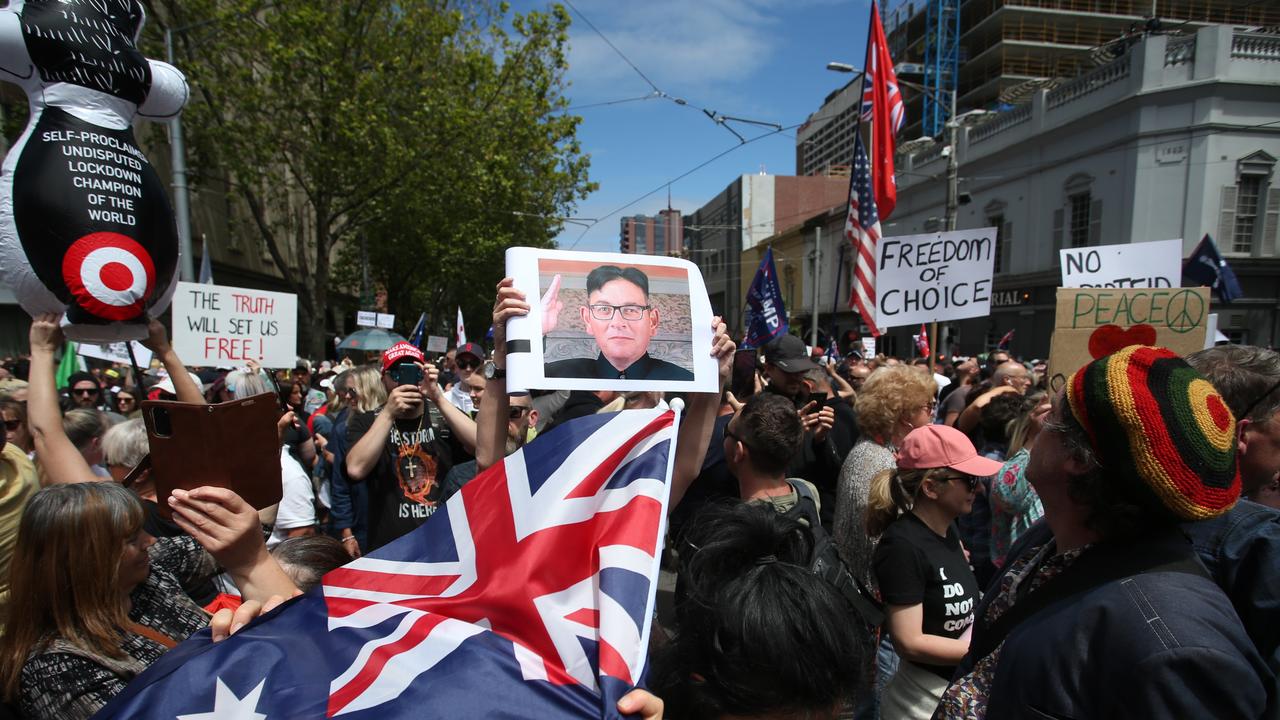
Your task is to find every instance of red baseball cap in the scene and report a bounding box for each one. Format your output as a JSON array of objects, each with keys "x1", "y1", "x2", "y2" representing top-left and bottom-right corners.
[
  {"x1": 381, "y1": 342, "x2": 425, "y2": 373},
  {"x1": 896, "y1": 425, "x2": 1004, "y2": 476}
]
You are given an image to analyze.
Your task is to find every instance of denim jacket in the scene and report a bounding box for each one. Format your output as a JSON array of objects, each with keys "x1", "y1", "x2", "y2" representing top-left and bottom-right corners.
[{"x1": 953, "y1": 522, "x2": 1272, "y2": 719}]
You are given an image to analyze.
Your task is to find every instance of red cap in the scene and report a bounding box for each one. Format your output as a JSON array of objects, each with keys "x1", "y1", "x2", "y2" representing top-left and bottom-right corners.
[
  {"x1": 896, "y1": 425, "x2": 1004, "y2": 476},
  {"x1": 381, "y1": 342, "x2": 424, "y2": 373}
]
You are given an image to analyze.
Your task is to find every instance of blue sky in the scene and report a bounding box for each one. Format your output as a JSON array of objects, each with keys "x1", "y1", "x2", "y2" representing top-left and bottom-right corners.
[{"x1": 512, "y1": 0, "x2": 873, "y2": 251}]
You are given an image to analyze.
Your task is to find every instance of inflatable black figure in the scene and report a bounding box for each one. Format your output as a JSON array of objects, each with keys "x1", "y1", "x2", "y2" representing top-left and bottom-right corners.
[{"x1": 0, "y1": 0, "x2": 188, "y2": 341}]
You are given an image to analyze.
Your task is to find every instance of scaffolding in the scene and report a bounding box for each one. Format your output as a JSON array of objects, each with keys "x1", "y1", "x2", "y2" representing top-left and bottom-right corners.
[{"x1": 923, "y1": 0, "x2": 961, "y2": 136}]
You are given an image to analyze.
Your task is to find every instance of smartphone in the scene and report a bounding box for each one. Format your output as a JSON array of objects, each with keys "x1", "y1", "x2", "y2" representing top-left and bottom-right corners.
[
  {"x1": 807, "y1": 390, "x2": 827, "y2": 407},
  {"x1": 389, "y1": 363, "x2": 424, "y2": 387}
]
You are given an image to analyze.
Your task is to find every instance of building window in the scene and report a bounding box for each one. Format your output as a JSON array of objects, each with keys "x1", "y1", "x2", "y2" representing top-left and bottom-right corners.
[
  {"x1": 990, "y1": 215, "x2": 1005, "y2": 274},
  {"x1": 1068, "y1": 192, "x2": 1091, "y2": 248},
  {"x1": 1233, "y1": 174, "x2": 1262, "y2": 254}
]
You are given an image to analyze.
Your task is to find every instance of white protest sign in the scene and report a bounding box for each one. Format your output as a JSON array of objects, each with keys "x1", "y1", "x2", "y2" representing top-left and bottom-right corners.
[
  {"x1": 171, "y1": 281, "x2": 298, "y2": 368},
  {"x1": 1060, "y1": 238, "x2": 1182, "y2": 288},
  {"x1": 860, "y1": 337, "x2": 876, "y2": 359},
  {"x1": 375, "y1": 313, "x2": 395, "y2": 329},
  {"x1": 78, "y1": 341, "x2": 153, "y2": 367},
  {"x1": 356, "y1": 311, "x2": 377, "y2": 328},
  {"x1": 425, "y1": 335, "x2": 448, "y2": 353},
  {"x1": 874, "y1": 228, "x2": 997, "y2": 330}
]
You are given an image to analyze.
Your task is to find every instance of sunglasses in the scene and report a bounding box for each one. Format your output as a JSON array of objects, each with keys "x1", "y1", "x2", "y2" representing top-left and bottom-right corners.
[
  {"x1": 934, "y1": 473, "x2": 980, "y2": 491},
  {"x1": 3, "y1": 419, "x2": 19, "y2": 432},
  {"x1": 457, "y1": 358, "x2": 481, "y2": 371},
  {"x1": 117, "y1": 396, "x2": 136, "y2": 404},
  {"x1": 508, "y1": 406, "x2": 531, "y2": 420},
  {"x1": 73, "y1": 388, "x2": 99, "y2": 396},
  {"x1": 340, "y1": 387, "x2": 358, "y2": 397}
]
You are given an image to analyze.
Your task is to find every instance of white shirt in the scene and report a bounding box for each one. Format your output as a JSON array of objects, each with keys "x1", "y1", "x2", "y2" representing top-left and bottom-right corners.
[
  {"x1": 268, "y1": 448, "x2": 316, "y2": 548},
  {"x1": 446, "y1": 381, "x2": 475, "y2": 415}
]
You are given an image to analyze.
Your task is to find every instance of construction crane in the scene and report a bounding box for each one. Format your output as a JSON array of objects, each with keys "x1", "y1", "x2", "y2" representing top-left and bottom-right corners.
[{"x1": 922, "y1": 0, "x2": 960, "y2": 137}]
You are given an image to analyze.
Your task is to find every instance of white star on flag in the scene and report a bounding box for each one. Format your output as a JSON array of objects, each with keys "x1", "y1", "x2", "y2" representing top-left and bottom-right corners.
[{"x1": 177, "y1": 678, "x2": 268, "y2": 720}]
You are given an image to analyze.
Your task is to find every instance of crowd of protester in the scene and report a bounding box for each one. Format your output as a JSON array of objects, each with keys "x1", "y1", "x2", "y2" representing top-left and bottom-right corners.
[{"x1": 0, "y1": 278, "x2": 1276, "y2": 719}]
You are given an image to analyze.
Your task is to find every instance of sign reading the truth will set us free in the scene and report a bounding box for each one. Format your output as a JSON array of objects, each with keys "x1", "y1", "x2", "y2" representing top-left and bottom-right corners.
[
  {"x1": 874, "y1": 228, "x2": 997, "y2": 331},
  {"x1": 1060, "y1": 238, "x2": 1182, "y2": 288}
]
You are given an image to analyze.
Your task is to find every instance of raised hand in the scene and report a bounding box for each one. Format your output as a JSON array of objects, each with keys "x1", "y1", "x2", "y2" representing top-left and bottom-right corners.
[{"x1": 540, "y1": 273, "x2": 563, "y2": 335}]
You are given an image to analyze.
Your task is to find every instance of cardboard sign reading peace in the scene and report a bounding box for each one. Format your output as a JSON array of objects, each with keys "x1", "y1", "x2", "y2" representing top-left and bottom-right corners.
[{"x1": 1047, "y1": 287, "x2": 1209, "y2": 387}]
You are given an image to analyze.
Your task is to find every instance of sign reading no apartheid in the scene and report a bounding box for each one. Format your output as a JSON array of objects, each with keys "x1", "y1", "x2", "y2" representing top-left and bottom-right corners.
[
  {"x1": 874, "y1": 228, "x2": 997, "y2": 331},
  {"x1": 1060, "y1": 238, "x2": 1182, "y2": 289},
  {"x1": 1047, "y1": 287, "x2": 1209, "y2": 384},
  {"x1": 171, "y1": 281, "x2": 298, "y2": 368}
]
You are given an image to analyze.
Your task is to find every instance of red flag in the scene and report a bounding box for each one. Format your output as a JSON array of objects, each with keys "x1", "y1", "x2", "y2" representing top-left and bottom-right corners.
[
  {"x1": 915, "y1": 324, "x2": 931, "y2": 358},
  {"x1": 861, "y1": 3, "x2": 904, "y2": 219}
]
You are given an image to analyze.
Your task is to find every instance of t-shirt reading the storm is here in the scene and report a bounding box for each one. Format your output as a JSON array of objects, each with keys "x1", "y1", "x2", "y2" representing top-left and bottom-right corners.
[{"x1": 345, "y1": 404, "x2": 456, "y2": 552}]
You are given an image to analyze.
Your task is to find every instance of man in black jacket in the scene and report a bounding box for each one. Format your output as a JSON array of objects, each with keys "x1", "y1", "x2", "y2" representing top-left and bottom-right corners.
[{"x1": 937, "y1": 346, "x2": 1272, "y2": 719}]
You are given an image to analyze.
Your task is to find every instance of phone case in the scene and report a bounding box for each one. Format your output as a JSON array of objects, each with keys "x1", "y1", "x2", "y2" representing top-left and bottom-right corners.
[{"x1": 141, "y1": 393, "x2": 284, "y2": 518}]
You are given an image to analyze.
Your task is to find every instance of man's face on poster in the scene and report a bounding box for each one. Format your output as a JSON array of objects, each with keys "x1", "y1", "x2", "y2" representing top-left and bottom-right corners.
[{"x1": 580, "y1": 278, "x2": 659, "y2": 371}]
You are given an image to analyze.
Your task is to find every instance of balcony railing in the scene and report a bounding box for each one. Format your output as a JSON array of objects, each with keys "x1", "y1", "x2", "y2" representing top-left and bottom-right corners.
[
  {"x1": 1046, "y1": 52, "x2": 1130, "y2": 108},
  {"x1": 1232, "y1": 33, "x2": 1280, "y2": 61}
]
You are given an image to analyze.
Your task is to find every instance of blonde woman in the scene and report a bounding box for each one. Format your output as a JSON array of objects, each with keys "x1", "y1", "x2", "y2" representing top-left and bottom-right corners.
[{"x1": 867, "y1": 425, "x2": 1001, "y2": 719}]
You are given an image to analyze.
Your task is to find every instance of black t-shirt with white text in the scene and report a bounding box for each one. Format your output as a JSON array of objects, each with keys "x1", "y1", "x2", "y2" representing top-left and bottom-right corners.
[
  {"x1": 873, "y1": 512, "x2": 980, "y2": 679},
  {"x1": 345, "y1": 404, "x2": 457, "y2": 552}
]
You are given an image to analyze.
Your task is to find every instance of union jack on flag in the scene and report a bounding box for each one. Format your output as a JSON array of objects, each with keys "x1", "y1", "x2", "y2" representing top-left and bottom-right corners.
[
  {"x1": 97, "y1": 409, "x2": 677, "y2": 720},
  {"x1": 846, "y1": 133, "x2": 883, "y2": 338}
]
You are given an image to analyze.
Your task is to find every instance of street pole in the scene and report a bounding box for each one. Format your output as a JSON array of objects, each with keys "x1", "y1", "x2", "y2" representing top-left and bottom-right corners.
[
  {"x1": 166, "y1": 28, "x2": 195, "y2": 283},
  {"x1": 933, "y1": 88, "x2": 961, "y2": 372},
  {"x1": 811, "y1": 225, "x2": 821, "y2": 349}
]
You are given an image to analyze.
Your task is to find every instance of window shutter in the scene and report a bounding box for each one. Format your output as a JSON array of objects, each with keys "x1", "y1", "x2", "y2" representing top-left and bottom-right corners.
[
  {"x1": 1002, "y1": 220, "x2": 1014, "y2": 272},
  {"x1": 1052, "y1": 208, "x2": 1064, "y2": 261},
  {"x1": 1088, "y1": 199, "x2": 1103, "y2": 247},
  {"x1": 1219, "y1": 185, "x2": 1237, "y2": 251},
  {"x1": 1263, "y1": 186, "x2": 1279, "y2": 255}
]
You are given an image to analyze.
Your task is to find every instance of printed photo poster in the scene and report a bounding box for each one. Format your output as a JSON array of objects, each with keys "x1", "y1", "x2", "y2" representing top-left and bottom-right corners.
[
  {"x1": 504, "y1": 248, "x2": 717, "y2": 392},
  {"x1": 1047, "y1": 287, "x2": 1210, "y2": 388}
]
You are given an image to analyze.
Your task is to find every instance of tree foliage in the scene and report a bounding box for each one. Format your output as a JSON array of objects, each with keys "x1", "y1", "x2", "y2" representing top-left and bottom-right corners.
[{"x1": 144, "y1": 0, "x2": 593, "y2": 354}]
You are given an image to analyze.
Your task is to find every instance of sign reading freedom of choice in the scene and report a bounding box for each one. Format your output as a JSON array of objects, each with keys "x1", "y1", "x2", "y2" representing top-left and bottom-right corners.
[
  {"x1": 1060, "y1": 238, "x2": 1183, "y2": 288},
  {"x1": 874, "y1": 228, "x2": 997, "y2": 330},
  {"x1": 171, "y1": 281, "x2": 298, "y2": 368}
]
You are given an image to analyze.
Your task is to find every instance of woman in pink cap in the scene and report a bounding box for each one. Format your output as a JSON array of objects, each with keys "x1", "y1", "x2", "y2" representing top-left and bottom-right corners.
[{"x1": 865, "y1": 424, "x2": 1003, "y2": 719}]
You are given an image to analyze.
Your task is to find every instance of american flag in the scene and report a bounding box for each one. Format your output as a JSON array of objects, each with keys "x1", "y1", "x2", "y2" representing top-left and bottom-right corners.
[
  {"x1": 861, "y1": 2, "x2": 904, "y2": 219},
  {"x1": 845, "y1": 133, "x2": 883, "y2": 338},
  {"x1": 97, "y1": 409, "x2": 676, "y2": 720}
]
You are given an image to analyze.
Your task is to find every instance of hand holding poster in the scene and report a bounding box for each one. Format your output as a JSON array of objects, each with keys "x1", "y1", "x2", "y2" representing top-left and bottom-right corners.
[
  {"x1": 504, "y1": 248, "x2": 717, "y2": 392},
  {"x1": 1047, "y1": 287, "x2": 1209, "y2": 385},
  {"x1": 874, "y1": 228, "x2": 996, "y2": 331},
  {"x1": 171, "y1": 281, "x2": 298, "y2": 368},
  {"x1": 1060, "y1": 238, "x2": 1182, "y2": 288}
]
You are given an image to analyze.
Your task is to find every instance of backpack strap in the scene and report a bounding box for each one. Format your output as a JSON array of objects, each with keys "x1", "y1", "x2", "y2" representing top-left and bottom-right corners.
[{"x1": 786, "y1": 479, "x2": 886, "y2": 627}]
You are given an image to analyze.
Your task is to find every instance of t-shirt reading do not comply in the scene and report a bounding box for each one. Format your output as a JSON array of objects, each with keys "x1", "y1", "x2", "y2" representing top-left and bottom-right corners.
[
  {"x1": 873, "y1": 512, "x2": 980, "y2": 679},
  {"x1": 346, "y1": 405, "x2": 456, "y2": 552}
]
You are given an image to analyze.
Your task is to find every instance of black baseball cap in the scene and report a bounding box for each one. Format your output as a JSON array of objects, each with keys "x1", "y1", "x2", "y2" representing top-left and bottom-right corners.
[
  {"x1": 456, "y1": 343, "x2": 483, "y2": 362},
  {"x1": 763, "y1": 335, "x2": 817, "y2": 373}
]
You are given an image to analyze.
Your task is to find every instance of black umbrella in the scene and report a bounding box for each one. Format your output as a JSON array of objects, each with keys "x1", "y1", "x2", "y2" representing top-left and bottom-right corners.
[{"x1": 336, "y1": 328, "x2": 408, "y2": 355}]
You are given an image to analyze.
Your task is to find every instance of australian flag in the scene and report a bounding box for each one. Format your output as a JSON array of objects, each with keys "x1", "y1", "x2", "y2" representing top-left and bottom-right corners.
[
  {"x1": 1183, "y1": 233, "x2": 1244, "y2": 303},
  {"x1": 409, "y1": 312, "x2": 427, "y2": 349},
  {"x1": 742, "y1": 247, "x2": 788, "y2": 349},
  {"x1": 96, "y1": 409, "x2": 677, "y2": 719}
]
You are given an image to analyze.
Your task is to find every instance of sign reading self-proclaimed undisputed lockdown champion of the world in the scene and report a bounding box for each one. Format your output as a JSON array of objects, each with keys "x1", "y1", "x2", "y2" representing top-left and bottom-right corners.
[
  {"x1": 0, "y1": 0, "x2": 189, "y2": 343},
  {"x1": 873, "y1": 228, "x2": 997, "y2": 331}
]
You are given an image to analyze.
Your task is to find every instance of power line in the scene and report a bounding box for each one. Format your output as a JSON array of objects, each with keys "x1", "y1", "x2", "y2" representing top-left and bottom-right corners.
[{"x1": 562, "y1": 93, "x2": 662, "y2": 111}]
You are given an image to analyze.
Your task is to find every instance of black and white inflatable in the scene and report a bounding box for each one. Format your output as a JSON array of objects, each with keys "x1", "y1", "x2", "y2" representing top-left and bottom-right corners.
[{"x1": 0, "y1": 0, "x2": 188, "y2": 342}]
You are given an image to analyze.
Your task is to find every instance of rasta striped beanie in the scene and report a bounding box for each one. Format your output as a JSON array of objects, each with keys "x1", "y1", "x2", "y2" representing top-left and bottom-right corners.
[{"x1": 1065, "y1": 345, "x2": 1240, "y2": 521}]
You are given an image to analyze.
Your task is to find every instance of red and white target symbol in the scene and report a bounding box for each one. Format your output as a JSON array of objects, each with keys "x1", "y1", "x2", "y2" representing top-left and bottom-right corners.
[{"x1": 61, "y1": 232, "x2": 156, "y2": 321}]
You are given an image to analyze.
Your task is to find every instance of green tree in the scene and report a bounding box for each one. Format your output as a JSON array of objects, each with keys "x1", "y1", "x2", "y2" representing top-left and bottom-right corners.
[{"x1": 147, "y1": 0, "x2": 593, "y2": 355}]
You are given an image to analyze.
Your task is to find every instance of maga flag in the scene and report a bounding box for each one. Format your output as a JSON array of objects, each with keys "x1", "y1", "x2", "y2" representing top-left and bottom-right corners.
[
  {"x1": 861, "y1": 2, "x2": 904, "y2": 219},
  {"x1": 742, "y1": 247, "x2": 788, "y2": 349},
  {"x1": 96, "y1": 409, "x2": 677, "y2": 720}
]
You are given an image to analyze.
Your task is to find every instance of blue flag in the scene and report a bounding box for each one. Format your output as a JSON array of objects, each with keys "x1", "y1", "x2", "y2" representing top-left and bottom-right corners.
[
  {"x1": 409, "y1": 312, "x2": 426, "y2": 349},
  {"x1": 1183, "y1": 234, "x2": 1243, "y2": 303},
  {"x1": 742, "y1": 247, "x2": 787, "y2": 349},
  {"x1": 95, "y1": 409, "x2": 677, "y2": 720}
]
